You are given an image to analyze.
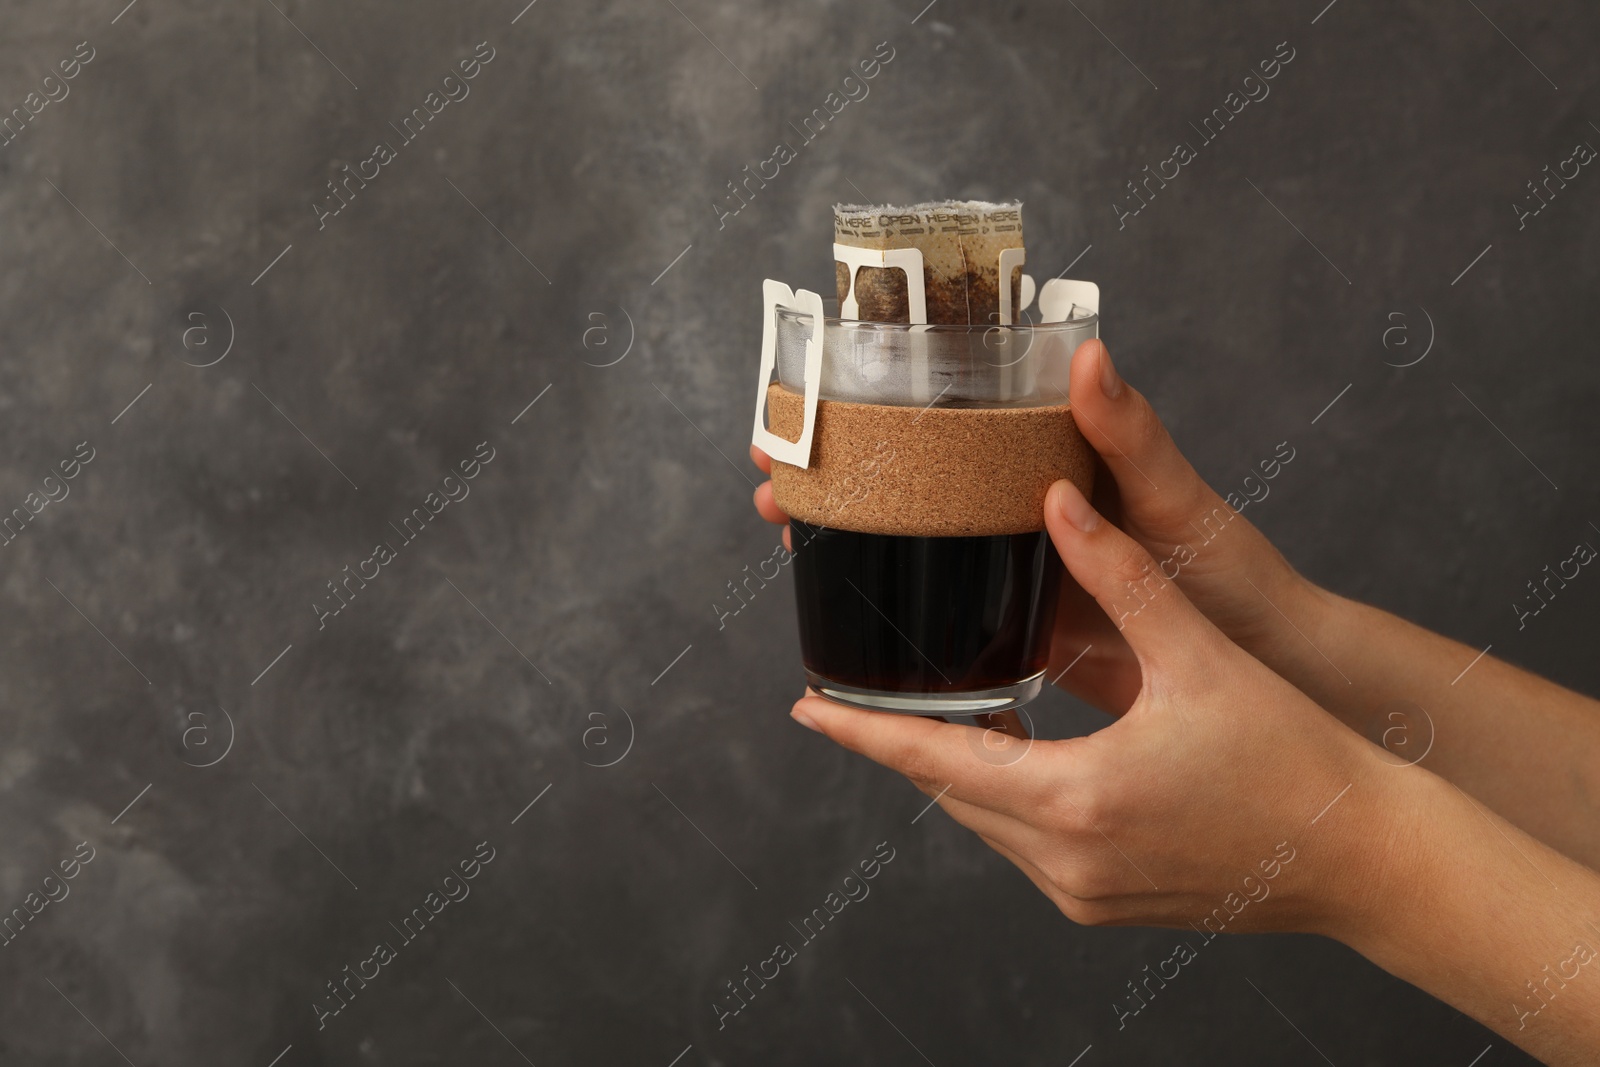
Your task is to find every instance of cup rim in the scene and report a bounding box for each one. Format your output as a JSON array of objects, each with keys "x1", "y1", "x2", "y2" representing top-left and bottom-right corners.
[{"x1": 775, "y1": 298, "x2": 1098, "y2": 333}]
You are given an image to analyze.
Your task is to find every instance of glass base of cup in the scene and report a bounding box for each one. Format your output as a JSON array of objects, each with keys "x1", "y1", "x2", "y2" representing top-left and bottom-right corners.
[{"x1": 802, "y1": 670, "x2": 1045, "y2": 716}]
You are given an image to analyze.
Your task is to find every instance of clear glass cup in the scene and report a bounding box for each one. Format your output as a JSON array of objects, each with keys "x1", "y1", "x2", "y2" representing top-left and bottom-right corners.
[{"x1": 773, "y1": 302, "x2": 1099, "y2": 715}]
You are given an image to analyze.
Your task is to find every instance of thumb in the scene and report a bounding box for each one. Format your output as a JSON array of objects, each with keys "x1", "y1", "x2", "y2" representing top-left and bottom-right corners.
[{"x1": 1044, "y1": 477, "x2": 1212, "y2": 664}]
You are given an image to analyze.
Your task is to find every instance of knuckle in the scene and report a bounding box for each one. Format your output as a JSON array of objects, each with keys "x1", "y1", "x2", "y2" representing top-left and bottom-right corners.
[
  {"x1": 891, "y1": 743, "x2": 945, "y2": 789},
  {"x1": 1044, "y1": 856, "x2": 1088, "y2": 900},
  {"x1": 1125, "y1": 388, "x2": 1167, "y2": 451},
  {"x1": 1074, "y1": 898, "x2": 1129, "y2": 926},
  {"x1": 1104, "y1": 538, "x2": 1163, "y2": 593},
  {"x1": 1038, "y1": 747, "x2": 1111, "y2": 829},
  {"x1": 1042, "y1": 857, "x2": 1128, "y2": 916},
  {"x1": 1060, "y1": 860, "x2": 1121, "y2": 903},
  {"x1": 1175, "y1": 488, "x2": 1233, "y2": 539},
  {"x1": 1053, "y1": 894, "x2": 1091, "y2": 925},
  {"x1": 1041, "y1": 788, "x2": 1104, "y2": 848},
  {"x1": 1055, "y1": 893, "x2": 1114, "y2": 927}
]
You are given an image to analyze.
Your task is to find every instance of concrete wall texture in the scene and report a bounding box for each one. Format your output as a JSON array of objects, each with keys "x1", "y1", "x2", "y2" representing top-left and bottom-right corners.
[{"x1": 0, "y1": 0, "x2": 1595, "y2": 1063}]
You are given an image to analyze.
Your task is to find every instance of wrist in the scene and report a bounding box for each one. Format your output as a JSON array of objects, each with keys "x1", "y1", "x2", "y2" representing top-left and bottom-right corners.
[
  {"x1": 1237, "y1": 557, "x2": 1377, "y2": 737},
  {"x1": 1312, "y1": 758, "x2": 1600, "y2": 1060},
  {"x1": 1302, "y1": 757, "x2": 1442, "y2": 952},
  {"x1": 1240, "y1": 555, "x2": 1343, "y2": 678}
]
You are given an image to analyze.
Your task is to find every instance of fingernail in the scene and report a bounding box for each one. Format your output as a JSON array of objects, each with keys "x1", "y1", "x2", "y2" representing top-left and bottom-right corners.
[
  {"x1": 1050, "y1": 479, "x2": 1101, "y2": 533},
  {"x1": 1098, "y1": 344, "x2": 1124, "y2": 400},
  {"x1": 790, "y1": 706, "x2": 822, "y2": 733}
]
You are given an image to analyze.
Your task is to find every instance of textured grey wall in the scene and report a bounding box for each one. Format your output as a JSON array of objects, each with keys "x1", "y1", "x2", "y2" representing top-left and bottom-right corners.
[{"x1": 1, "y1": 0, "x2": 1594, "y2": 1063}]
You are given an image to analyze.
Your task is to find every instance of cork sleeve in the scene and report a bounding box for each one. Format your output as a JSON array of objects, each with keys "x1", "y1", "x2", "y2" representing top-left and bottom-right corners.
[{"x1": 765, "y1": 383, "x2": 1094, "y2": 537}]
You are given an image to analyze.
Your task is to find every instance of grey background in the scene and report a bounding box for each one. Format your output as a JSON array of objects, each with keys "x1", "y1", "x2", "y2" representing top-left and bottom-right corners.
[{"x1": 0, "y1": 0, "x2": 1595, "y2": 1063}]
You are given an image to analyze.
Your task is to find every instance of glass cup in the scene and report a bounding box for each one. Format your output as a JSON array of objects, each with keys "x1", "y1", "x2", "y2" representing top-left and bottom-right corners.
[{"x1": 772, "y1": 302, "x2": 1099, "y2": 715}]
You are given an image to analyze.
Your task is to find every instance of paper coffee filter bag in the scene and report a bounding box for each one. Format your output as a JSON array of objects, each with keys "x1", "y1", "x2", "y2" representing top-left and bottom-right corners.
[
  {"x1": 834, "y1": 200, "x2": 1024, "y2": 325},
  {"x1": 758, "y1": 197, "x2": 1096, "y2": 536}
]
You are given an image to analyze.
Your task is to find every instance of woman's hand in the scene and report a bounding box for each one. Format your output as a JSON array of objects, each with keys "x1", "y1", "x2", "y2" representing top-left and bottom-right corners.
[
  {"x1": 752, "y1": 338, "x2": 1330, "y2": 717},
  {"x1": 789, "y1": 478, "x2": 1391, "y2": 936},
  {"x1": 756, "y1": 340, "x2": 1600, "y2": 878},
  {"x1": 788, "y1": 478, "x2": 1600, "y2": 1065}
]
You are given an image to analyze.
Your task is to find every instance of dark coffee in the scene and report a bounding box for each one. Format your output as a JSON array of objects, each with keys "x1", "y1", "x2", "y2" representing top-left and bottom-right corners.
[{"x1": 789, "y1": 519, "x2": 1062, "y2": 696}]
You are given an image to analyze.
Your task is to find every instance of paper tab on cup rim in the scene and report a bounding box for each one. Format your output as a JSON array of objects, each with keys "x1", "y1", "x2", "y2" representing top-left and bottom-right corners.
[{"x1": 750, "y1": 280, "x2": 825, "y2": 469}]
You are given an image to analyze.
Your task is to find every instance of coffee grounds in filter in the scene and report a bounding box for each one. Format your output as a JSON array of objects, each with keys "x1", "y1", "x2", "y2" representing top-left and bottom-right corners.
[{"x1": 834, "y1": 200, "x2": 1024, "y2": 325}]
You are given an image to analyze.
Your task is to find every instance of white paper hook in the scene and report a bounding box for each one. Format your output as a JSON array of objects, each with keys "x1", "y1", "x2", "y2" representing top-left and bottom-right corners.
[
  {"x1": 996, "y1": 247, "x2": 1027, "y2": 325},
  {"x1": 1038, "y1": 278, "x2": 1100, "y2": 323},
  {"x1": 833, "y1": 243, "x2": 927, "y2": 324},
  {"x1": 750, "y1": 280, "x2": 826, "y2": 469}
]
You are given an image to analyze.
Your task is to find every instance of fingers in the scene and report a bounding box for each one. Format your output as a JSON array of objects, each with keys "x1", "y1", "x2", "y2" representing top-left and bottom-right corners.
[
  {"x1": 750, "y1": 445, "x2": 788, "y2": 529},
  {"x1": 753, "y1": 481, "x2": 788, "y2": 525},
  {"x1": 1044, "y1": 478, "x2": 1212, "y2": 663},
  {"x1": 791, "y1": 695, "x2": 1061, "y2": 820},
  {"x1": 1067, "y1": 339, "x2": 1220, "y2": 528},
  {"x1": 750, "y1": 441, "x2": 787, "y2": 526}
]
